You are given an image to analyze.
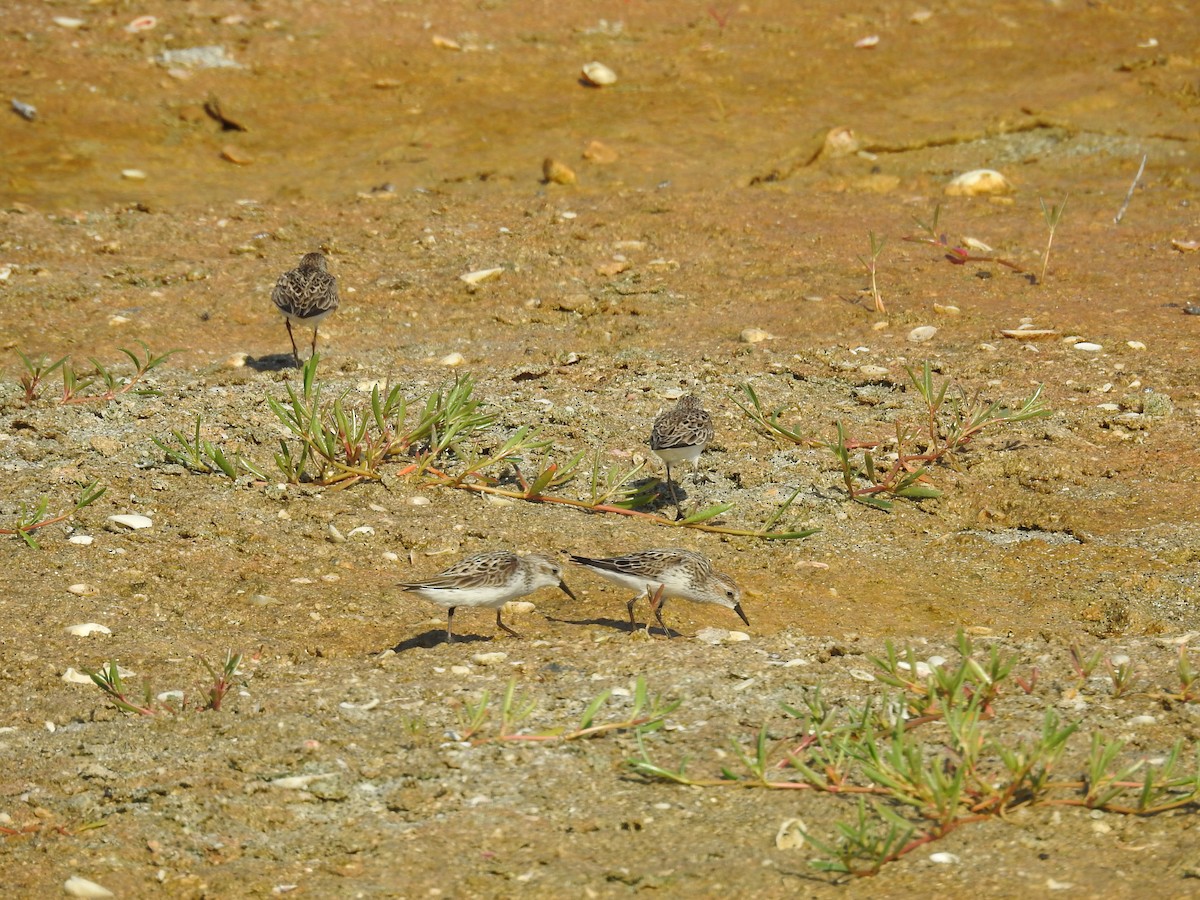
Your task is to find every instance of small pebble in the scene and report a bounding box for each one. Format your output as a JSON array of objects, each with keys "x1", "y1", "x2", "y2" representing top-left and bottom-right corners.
[
  {"x1": 543, "y1": 158, "x2": 577, "y2": 185},
  {"x1": 69, "y1": 535, "x2": 94, "y2": 546},
  {"x1": 582, "y1": 140, "x2": 618, "y2": 163},
  {"x1": 440, "y1": 352, "x2": 466, "y2": 367},
  {"x1": 409, "y1": 496, "x2": 431, "y2": 506},
  {"x1": 1126, "y1": 340, "x2": 1146, "y2": 351},
  {"x1": 120, "y1": 169, "x2": 147, "y2": 181},
  {"x1": 1129, "y1": 715, "x2": 1157, "y2": 726},
  {"x1": 503, "y1": 601, "x2": 536, "y2": 615},
  {"x1": 908, "y1": 325, "x2": 938, "y2": 343},
  {"x1": 472, "y1": 652, "x2": 508, "y2": 666},
  {"x1": 944, "y1": 168, "x2": 1012, "y2": 196},
  {"x1": 68, "y1": 583, "x2": 98, "y2": 596},
  {"x1": 694, "y1": 627, "x2": 728, "y2": 645},
  {"x1": 1073, "y1": 342, "x2": 1103, "y2": 352},
  {"x1": 739, "y1": 328, "x2": 773, "y2": 344},
  {"x1": 929, "y1": 852, "x2": 960, "y2": 865},
  {"x1": 848, "y1": 668, "x2": 876, "y2": 682}
]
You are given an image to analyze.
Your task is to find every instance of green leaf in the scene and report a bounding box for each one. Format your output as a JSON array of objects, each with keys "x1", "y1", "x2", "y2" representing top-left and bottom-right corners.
[{"x1": 678, "y1": 502, "x2": 734, "y2": 525}]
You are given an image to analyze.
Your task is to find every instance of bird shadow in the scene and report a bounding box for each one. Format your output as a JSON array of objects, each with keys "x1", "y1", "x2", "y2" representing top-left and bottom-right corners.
[
  {"x1": 543, "y1": 614, "x2": 678, "y2": 639},
  {"x1": 244, "y1": 353, "x2": 300, "y2": 372},
  {"x1": 387, "y1": 630, "x2": 497, "y2": 653}
]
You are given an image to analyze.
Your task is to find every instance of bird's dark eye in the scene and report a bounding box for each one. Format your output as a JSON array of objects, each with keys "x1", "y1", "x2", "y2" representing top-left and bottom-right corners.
[{"x1": 726, "y1": 590, "x2": 735, "y2": 600}]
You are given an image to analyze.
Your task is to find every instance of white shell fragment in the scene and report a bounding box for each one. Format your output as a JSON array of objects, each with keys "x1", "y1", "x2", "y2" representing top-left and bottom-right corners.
[
  {"x1": 1000, "y1": 327, "x2": 1058, "y2": 340},
  {"x1": 69, "y1": 535, "x2": 94, "y2": 546},
  {"x1": 120, "y1": 169, "x2": 148, "y2": 181},
  {"x1": 929, "y1": 851, "x2": 961, "y2": 865},
  {"x1": 68, "y1": 583, "x2": 98, "y2": 596},
  {"x1": 339, "y1": 699, "x2": 380, "y2": 711},
  {"x1": 53, "y1": 17, "x2": 87, "y2": 28},
  {"x1": 581, "y1": 61, "x2": 617, "y2": 86},
  {"x1": 61, "y1": 668, "x2": 97, "y2": 685},
  {"x1": 907, "y1": 325, "x2": 938, "y2": 343},
  {"x1": 945, "y1": 169, "x2": 1013, "y2": 197},
  {"x1": 1073, "y1": 342, "x2": 1103, "y2": 352},
  {"x1": 439, "y1": 352, "x2": 466, "y2": 367},
  {"x1": 270, "y1": 773, "x2": 335, "y2": 790},
  {"x1": 64, "y1": 876, "x2": 115, "y2": 899},
  {"x1": 775, "y1": 818, "x2": 809, "y2": 850},
  {"x1": 459, "y1": 267, "x2": 504, "y2": 285},
  {"x1": 64, "y1": 623, "x2": 111, "y2": 637},
  {"x1": 108, "y1": 514, "x2": 153, "y2": 531}
]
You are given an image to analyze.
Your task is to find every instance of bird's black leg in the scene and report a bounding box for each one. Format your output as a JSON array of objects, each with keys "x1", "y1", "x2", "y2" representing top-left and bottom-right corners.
[
  {"x1": 496, "y1": 609, "x2": 521, "y2": 638},
  {"x1": 285, "y1": 321, "x2": 301, "y2": 365}
]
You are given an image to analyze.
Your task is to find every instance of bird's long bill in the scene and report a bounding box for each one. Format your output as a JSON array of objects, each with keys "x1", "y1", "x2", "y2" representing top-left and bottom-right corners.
[
  {"x1": 558, "y1": 580, "x2": 578, "y2": 601},
  {"x1": 733, "y1": 602, "x2": 750, "y2": 627}
]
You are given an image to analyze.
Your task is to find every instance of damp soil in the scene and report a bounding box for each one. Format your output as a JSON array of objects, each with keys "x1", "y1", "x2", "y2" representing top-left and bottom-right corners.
[{"x1": 2, "y1": 1, "x2": 1200, "y2": 896}]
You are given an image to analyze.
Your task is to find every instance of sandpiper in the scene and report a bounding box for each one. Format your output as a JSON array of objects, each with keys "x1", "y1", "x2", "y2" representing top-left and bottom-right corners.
[
  {"x1": 398, "y1": 550, "x2": 576, "y2": 643},
  {"x1": 271, "y1": 251, "x2": 339, "y2": 364},
  {"x1": 649, "y1": 393, "x2": 714, "y2": 515},
  {"x1": 568, "y1": 547, "x2": 746, "y2": 636}
]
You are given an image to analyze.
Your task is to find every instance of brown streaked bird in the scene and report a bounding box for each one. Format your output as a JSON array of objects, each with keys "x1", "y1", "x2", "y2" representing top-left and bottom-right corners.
[
  {"x1": 397, "y1": 551, "x2": 577, "y2": 644},
  {"x1": 649, "y1": 393, "x2": 714, "y2": 513},
  {"x1": 271, "y1": 250, "x2": 339, "y2": 363},
  {"x1": 568, "y1": 547, "x2": 747, "y2": 636}
]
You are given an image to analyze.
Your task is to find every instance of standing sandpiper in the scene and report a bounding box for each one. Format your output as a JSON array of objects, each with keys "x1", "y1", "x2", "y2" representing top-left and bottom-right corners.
[
  {"x1": 649, "y1": 393, "x2": 714, "y2": 515},
  {"x1": 271, "y1": 251, "x2": 339, "y2": 364},
  {"x1": 397, "y1": 550, "x2": 577, "y2": 644},
  {"x1": 568, "y1": 548, "x2": 747, "y2": 636}
]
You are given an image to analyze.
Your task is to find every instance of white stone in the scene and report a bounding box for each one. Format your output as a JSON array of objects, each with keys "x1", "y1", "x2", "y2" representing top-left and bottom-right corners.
[
  {"x1": 907, "y1": 325, "x2": 938, "y2": 343},
  {"x1": 1073, "y1": 342, "x2": 1103, "y2": 352},
  {"x1": 440, "y1": 352, "x2": 466, "y2": 366},
  {"x1": 944, "y1": 168, "x2": 1012, "y2": 196},
  {"x1": 472, "y1": 651, "x2": 508, "y2": 666},
  {"x1": 68, "y1": 535, "x2": 94, "y2": 546},
  {"x1": 67, "y1": 583, "x2": 98, "y2": 596}
]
